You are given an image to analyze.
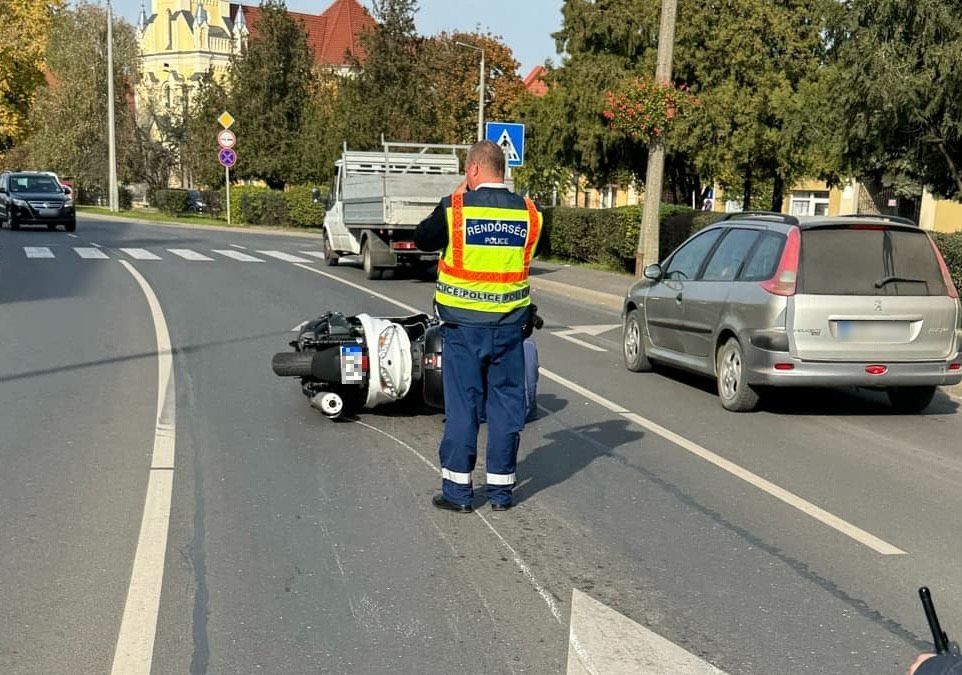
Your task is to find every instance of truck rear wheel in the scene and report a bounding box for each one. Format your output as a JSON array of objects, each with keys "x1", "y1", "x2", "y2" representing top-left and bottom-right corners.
[{"x1": 362, "y1": 240, "x2": 382, "y2": 280}]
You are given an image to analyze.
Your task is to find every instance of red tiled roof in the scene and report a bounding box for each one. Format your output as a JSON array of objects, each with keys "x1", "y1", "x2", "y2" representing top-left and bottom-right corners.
[
  {"x1": 234, "y1": 0, "x2": 375, "y2": 67},
  {"x1": 523, "y1": 66, "x2": 548, "y2": 97}
]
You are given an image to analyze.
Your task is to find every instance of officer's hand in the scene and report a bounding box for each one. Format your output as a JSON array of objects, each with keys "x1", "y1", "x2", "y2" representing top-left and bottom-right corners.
[
  {"x1": 909, "y1": 653, "x2": 936, "y2": 675},
  {"x1": 453, "y1": 177, "x2": 469, "y2": 195}
]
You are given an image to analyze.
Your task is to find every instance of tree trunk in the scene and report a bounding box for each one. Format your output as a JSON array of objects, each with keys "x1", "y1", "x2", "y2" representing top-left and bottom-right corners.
[
  {"x1": 771, "y1": 175, "x2": 785, "y2": 213},
  {"x1": 742, "y1": 169, "x2": 753, "y2": 211}
]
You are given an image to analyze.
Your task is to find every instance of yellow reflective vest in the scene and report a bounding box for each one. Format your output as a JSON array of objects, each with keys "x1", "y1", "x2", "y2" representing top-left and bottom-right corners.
[{"x1": 435, "y1": 191, "x2": 542, "y2": 315}]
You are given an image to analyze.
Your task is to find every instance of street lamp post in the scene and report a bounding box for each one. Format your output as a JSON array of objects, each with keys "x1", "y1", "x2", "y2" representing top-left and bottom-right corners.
[
  {"x1": 106, "y1": 0, "x2": 119, "y2": 211},
  {"x1": 455, "y1": 41, "x2": 485, "y2": 142}
]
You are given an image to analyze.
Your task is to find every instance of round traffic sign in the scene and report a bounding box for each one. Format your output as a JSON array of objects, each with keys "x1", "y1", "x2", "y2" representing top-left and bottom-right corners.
[
  {"x1": 217, "y1": 129, "x2": 236, "y2": 149},
  {"x1": 218, "y1": 147, "x2": 237, "y2": 168}
]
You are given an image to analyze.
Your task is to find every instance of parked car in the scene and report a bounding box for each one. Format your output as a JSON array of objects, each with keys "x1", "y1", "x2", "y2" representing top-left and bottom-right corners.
[
  {"x1": 0, "y1": 170, "x2": 76, "y2": 232},
  {"x1": 622, "y1": 212, "x2": 962, "y2": 412},
  {"x1": 187, "y1": 190, "x2": 207, "y2": 213}
]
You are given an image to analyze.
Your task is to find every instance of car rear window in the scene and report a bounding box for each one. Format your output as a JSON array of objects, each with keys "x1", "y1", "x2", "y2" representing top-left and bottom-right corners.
[{"x1": 799, "y1": 227, "x2": 946, "y2": 296}]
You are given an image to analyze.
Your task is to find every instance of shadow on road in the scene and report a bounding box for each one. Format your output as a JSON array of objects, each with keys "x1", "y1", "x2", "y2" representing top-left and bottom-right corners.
[
  {"x1": 514, "y1": 418, "x2": 644, "y2": 505},
  {"x1": 0, "y1": 329, "x2": 291, "y2": 383}
]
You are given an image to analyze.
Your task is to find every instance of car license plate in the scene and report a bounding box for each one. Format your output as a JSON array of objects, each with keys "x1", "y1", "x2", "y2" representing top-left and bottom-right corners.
[
  {"x1": 39, "y1": 209, "x2": 59, "y2": 217},
  {"x1": 340, "y1": 345, "x2": 364, "y2": 383},
  {"x1": 835, "y1": 320, "x2": 906, "y2": 342},
  {"x1": 420, "y1": 255, "x2": 437, "y2": 262}
]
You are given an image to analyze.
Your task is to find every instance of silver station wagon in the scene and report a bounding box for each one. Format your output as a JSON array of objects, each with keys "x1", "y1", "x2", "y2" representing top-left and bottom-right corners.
[{"x1": 622, "y1": 212, "x2": 962, "y2": 412}]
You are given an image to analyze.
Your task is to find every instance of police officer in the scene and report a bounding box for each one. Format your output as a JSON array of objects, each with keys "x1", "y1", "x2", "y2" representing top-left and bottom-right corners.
[{"x1": 414, "y1": 140, "x2": 542, "y2": 513}]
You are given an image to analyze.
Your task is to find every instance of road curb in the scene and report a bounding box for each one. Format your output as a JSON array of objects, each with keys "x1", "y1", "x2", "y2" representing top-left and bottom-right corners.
[
  {"x1": 78, "y1": 211, "x2": 325, "y2": 240},
  {"x1": 530, "y1": 276, "x2": 625, "y2": 314}
]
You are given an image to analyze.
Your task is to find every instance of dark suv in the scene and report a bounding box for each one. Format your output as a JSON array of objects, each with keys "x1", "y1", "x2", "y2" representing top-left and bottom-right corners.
[{"x1": 0, "y1": 171, "x2": 76, "y2": 232}]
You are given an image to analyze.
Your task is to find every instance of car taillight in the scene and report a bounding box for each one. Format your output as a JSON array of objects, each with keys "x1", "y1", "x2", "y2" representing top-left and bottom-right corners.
[
  {"x1": 928, "y1": 234, "x2": 959, "y2": 299},
  {"x1": 761, "y1": 227, "x2": 801, "y2": 296},
  {"x1": 392, "y1": 241, "x2": 417, "y2": 251},
  {"x1": 949, "y1": 363, "x2": 961, "y2": 371},
  {"x1": 774, "y1": 363, "x2": 794, "y2": 371},
  {"x1": 865, "y1": 365, "x2": 888, "y2": 376}
]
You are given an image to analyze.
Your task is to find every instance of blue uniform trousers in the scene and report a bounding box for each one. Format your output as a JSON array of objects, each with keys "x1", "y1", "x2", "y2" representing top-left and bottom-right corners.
[{"x1": 439, "y1": 322, "x2": 526, "y2": 506}]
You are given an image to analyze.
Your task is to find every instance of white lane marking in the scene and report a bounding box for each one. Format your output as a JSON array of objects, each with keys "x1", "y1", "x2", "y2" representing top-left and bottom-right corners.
[
  {"x1": 619, "y1": 411, "x2": 906, "y2": 555},
  {"x1": 551, "y1": 331, "x2": 608, "y2": 352},
  {"x1": 568, "y1": 324, "x2": 621, "y2": 336},
  {"x1": 67, "y1": 233, "x2": 79, "y2": 239},
  {"x1": 24, "y1": 246, "x2": 55, "y2": 258},
  {"x1": 257, "y1": 250, "x2": 312, "y2": 263},
  {"x1": 111, "y1": 261, "x2": 176, "y2": 675},
  {"x1": 119, "y1": 248, "x2": 162, "y2": 261},
  {"x1": 167, "y1": 248, "x2": 214, "y2": 261},
  {"x1": 230, "y1": 243, "x2": 248, "y2": 250},
  {"x1": 298, "y1": 250, "x2": 326, "y2": 260},
  {"x1": 90, "y1": 242, "x2": 103, "y2": 248},
  {"x1": 293, "y1": 263, "x2": 421, "y2": 313},
  {"x1": 74, "y1": 247, "x2": 110, "y2": 259},
  {"x1": 567, "y1": 589, "x2": 726, "y2": 675},
  {"x1": 296, "y1": 264, "x2": 906, "y2": 556},
  {"x1": 353, "y1": 420, "x2": 564, "y2": 627},
  {"x1": 212, "y1": 249, "x2": 265, "y2": 262}
]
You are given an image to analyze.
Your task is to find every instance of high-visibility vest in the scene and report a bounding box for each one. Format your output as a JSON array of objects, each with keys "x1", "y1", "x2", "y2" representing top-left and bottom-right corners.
[{"x1": 435, "y1": 191, "x2": 542, "y2": 315}]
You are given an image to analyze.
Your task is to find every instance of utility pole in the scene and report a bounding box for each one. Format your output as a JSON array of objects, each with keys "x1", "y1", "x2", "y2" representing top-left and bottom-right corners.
[
  {"x1": 106, "y1": 0, "x2": 119, "y2": 212},
  {"x1": 456, "y1": 42, "x2": 486, "y2": 142},
  {"x1": 635, "y1": 0, "x2": 678, "y2": 276}
]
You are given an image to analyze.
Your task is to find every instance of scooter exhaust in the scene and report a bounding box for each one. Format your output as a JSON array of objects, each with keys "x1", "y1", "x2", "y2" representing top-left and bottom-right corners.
[{"x1": 311, "y1": 392, "x2": 345, "y2": 418}]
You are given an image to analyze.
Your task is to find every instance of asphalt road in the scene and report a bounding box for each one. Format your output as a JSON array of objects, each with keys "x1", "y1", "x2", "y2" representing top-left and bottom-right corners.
[{"x1": 2, "y1": 214, "x2": 962, "y2": 674}]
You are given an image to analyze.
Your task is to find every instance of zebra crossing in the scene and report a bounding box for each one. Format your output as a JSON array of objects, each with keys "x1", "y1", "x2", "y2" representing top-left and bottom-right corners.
[{"x1": 11, "y1": 246, "x2": 327, "y2": 264}]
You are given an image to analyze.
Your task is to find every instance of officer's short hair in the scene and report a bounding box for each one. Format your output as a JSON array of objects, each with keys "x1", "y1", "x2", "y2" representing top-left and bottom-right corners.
[{"x1": 467, "y1": 140, "x2": 506, "y2": 178}]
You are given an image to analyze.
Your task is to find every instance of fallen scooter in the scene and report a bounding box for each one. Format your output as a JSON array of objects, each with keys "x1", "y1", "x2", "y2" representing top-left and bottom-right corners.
[{"x1": 271, "y1": 309, "x2": 542, "y2": 420}]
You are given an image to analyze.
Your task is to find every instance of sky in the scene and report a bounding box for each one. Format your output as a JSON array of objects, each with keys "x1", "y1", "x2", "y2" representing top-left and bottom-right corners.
[{"x1": 112, "y1": 0, "x2": 565, "y2": 76}]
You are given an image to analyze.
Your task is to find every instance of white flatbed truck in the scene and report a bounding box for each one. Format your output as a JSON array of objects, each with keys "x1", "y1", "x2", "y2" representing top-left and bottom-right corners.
[{"x1": 317, "y1": 141, "x2": 471, "y2": 279}]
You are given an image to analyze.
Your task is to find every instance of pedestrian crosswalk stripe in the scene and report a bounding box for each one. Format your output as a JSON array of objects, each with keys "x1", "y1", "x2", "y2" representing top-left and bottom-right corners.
[
  {"x1": 24, "y1": 246, "x2": 55, "y2": 259},
  {"x1": 168, "y1": 248, "x2": 214, "y2": 261},
  {"x1": 257, "y1": 250, "x2": 312, "y2": 263},
  {"x1": 298, "y1": 251, "x2": 326, "y2": 260},
  {"x1": 212, "y1": 249, "x2": 264, "y2": 262},
  {"x1": 74, "y1": 247, "x2": 109, "y2": 259},
  {"x1": 119, "y1": 248, "x2": 162, "y2": 261}
]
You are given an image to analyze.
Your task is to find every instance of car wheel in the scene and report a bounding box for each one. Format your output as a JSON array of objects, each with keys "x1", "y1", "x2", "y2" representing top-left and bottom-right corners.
[
  {"x1": 65, "y1": 220, "x2": 76, "y2": 232},
  {"x1": 716, "y1": 338, "x2": 760, "y2": 412},
  {"x1": 362, "y1": 240, "x2": 381, "y2": 280},
  {"x1": 10, "y1": 216, "x2": 19, "y2": 231},
  {"x1": 623, "y1": 308, "x2": 652, "y2": 372},
  {"x1": 886, "y1": 386, "x2": 936, "y2": 413},
  {"x1": 323, "y1": 234, "x2": 338, "y2": 267},
  {"x1": 47, "y1": 224, "x2": 58, "y2": 231}
]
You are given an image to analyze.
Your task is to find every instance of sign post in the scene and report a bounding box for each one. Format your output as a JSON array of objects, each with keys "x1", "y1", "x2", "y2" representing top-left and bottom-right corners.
[{"x1": 217, "y1": 112, "x2": 236, "y2": 224}]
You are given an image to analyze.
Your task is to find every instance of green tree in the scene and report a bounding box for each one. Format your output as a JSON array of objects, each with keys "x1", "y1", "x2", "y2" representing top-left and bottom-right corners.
[
  {"x1": 227, "y1": 0, "x2": 315, "y2": 189},
  {"x1": 829, "y1": 0, "x2": 962, "y2": 200},
  {"x1": 181, "y1": 72, "x2": 230, "y2": 189},
  {"x1": 24, "y1": 3, "x2": 141, "y2": 191},
  {"x1": 339, "y1": 0, "x2": 437, "y2": 147}
]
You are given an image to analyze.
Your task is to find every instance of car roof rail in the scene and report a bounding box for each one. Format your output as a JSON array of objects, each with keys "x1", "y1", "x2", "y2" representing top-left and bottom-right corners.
[
  {"x1": 836, "y1": 213, "x2": 917, "y2": 227},
  {"x1": 718, "y1": 211, "x2": 800, "y2": 226}
]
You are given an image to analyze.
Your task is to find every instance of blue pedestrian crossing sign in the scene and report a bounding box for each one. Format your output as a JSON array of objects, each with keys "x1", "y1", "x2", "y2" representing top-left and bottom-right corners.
[{"x1": 485, "y1": 122, "x2": 525, "y2": 168}]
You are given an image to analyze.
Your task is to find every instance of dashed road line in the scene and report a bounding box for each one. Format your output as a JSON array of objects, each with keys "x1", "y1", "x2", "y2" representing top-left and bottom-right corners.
[
  {"x1": 298, "y1": 250, "x2": 326, "y2": 260},
  {"x1": 257, "y1": 250, "x2": 312, "y2": 263},
  {"x1": 24, "y1": 246, "x2": 55, "y2": 259},
  {"x1": 119, "y1": 248, "x2": 162, "y2": 261},
  {"x1": 74, "y1": 247, "x2": 110, "y2": 259}
]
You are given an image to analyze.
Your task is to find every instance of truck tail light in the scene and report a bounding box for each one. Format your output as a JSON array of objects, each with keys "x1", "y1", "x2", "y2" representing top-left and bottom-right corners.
[{"x1": 392, "y1": 241, "x2": 417, "y2": 251}]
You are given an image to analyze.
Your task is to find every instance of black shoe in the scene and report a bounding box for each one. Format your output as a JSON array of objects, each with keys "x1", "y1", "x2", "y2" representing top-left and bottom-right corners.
[
  {"x1": 490, "y1": 501, "x2": 512, "y2": 512},
  {"x1": 432, "y1": 494, "x2": 472, "y2": 513}
]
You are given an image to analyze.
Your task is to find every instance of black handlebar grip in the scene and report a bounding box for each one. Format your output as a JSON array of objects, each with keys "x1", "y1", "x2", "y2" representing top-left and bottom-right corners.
[{"x1": 920, "y1": 587, "x2": 950, "y2": 654}]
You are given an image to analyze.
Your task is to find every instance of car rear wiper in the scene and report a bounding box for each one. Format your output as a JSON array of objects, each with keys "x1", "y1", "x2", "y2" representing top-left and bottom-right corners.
[{"x1": 874, "y1": 275, "x2": 926, "y2": 288}]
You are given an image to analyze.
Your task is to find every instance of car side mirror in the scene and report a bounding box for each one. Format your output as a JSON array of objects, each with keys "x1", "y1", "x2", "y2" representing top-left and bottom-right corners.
[
  {"x1": 311, "y1": 187, "x2": 320, "y2": 204},
  {"x1": 63, "y1": 186, "x2": 72, "y2": 196},
  {"x1": 643, "y1": 263, "x2": 664, "y2": 281}
]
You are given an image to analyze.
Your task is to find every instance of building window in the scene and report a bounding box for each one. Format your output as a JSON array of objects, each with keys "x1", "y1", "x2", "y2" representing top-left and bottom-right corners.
[{"x1": 790, "y1": 190, "x2": 830, "y2": 216}]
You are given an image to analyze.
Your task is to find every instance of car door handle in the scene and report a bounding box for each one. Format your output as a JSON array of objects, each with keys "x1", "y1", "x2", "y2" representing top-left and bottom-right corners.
[{"x1": 675, "y1": 293, "x2": 684, "y2": 303}]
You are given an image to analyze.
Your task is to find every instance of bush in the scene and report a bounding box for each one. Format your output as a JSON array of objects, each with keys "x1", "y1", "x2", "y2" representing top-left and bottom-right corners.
[
  {"x1": 237, "y1": 186, "x2": 289, "y2": 227},
  {"x1": 934, "y1": 232, "x2": 962, "y2": 293},
  {"x1": 76, "y1": 184, "x2": 104, "y2": 206},
  {"x1": 282, "y1": 185, "x2": 326, "y2": 228},
  {"x1": 118, "y1": 186, "x2": 133, "y2": 210},
  {"x1": 155, "y1": 188, "x2": 189, "y2": 215},
  {"x1": 540, "y1": 204, "x2": 721, "y2": 271}
]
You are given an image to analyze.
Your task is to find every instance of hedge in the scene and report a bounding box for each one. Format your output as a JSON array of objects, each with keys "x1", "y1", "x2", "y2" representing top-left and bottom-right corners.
[
  {"x1": 540, "y1": 204, "x2": 720, "y2": 271},
  {"x1": 283, "y1": 185, "x2": 326, "y2": 228},
  {"x1": 220, "y1": 184, "x2": 324, "y2": 228},
  {"x1": 155, "y1": 189, "x2": 189, "y2": 215},
  {"x1": 934, "y1": 232, "x2": 962, "y2": 293}
]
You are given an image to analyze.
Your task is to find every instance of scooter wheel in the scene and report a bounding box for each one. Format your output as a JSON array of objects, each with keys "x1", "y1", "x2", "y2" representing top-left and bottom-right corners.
[{"x1": 312, "y1": 392, "x2": 345, "y2": 418}]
